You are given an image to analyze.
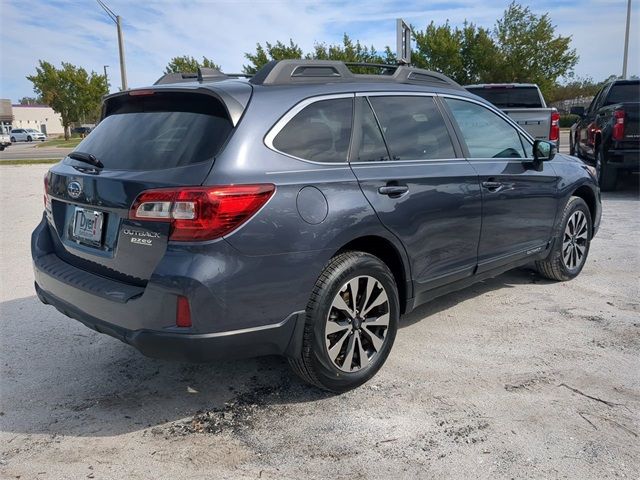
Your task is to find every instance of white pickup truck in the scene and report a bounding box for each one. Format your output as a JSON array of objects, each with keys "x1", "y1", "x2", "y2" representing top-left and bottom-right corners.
[
  {"x1": 464, "y1": 83, "x2": 560, "y2": 146},
  {"x1": 0, "y1": 131, "x2": 11, "y2": 151}
]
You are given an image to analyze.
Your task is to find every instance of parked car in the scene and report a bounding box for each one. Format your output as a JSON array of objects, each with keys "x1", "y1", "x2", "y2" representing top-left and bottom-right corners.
[
  {"x1": 72, "y1": 126, "x2": 92, "y2": 135},
  {"x1": 0, "y1": 131, "x2": 10, "y2": 150},
  {"x1": 569, "y1": 79, "x2": 639, "y2": 191},
  {"x1": 464, "y1": 83, "x2": 560, "y2": 147},
  {"x1": 32, "y1": 61, "x2": 601, "y2": 392},
  {"x1": 10, "y1": 128, "x2": 47, "y2": 142}
]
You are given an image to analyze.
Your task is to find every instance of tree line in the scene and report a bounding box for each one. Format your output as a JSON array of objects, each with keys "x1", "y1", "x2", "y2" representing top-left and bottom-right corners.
[{"x1": 25, "y1": 2, "x2": 618, "y2": 137}]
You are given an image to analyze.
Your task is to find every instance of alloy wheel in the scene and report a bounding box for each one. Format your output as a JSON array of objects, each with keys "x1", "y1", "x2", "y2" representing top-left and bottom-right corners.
[
  {"x1": 324, "y1": 275, "x2": 390, "y2": 372},
  {"x1": 562, "y1": 210, "x2": 588, "y2": 270}
]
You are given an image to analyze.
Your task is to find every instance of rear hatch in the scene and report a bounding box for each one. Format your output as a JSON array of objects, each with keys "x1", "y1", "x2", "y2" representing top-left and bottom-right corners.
[{"x1": 44, "y1": 86, "x2": 249, "y2": 285}]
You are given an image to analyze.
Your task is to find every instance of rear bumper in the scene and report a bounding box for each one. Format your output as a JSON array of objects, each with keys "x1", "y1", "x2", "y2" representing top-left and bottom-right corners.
[
  {"x1": 607, "y1": 149, "x2": 639, "y2": 169},
  {"x1": 32, "y1": 215, "x2": 307, "y2": 362},
  {"x1": 35, "y1": 282, "x2": 304, "y2": 362}
]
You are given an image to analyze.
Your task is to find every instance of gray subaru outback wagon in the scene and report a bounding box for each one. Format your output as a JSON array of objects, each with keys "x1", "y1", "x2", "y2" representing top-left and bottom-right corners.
[{"x1": 32, "y1": 60, "x2": 601, "y2": 392}]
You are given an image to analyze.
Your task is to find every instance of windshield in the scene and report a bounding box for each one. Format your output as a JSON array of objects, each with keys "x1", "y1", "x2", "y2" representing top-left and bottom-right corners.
[
  {"x1": 467, "y1": 86, "x2": 543, "y2": 108},
  {"x1": 604, "y1": 82, "x2": 639, "y2": 106},
  {"x1": 69, "y1": 92, "x2": 233, "y2": 171}
]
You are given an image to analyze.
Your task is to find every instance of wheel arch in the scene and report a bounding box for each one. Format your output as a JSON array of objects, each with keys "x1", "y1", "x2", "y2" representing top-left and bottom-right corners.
[
  {"x1": 334, "y1": 235, "x2": 412, "y2": 314},
  {"x1": 571, "y1": 185, "x2": 597, "y2": 235}
]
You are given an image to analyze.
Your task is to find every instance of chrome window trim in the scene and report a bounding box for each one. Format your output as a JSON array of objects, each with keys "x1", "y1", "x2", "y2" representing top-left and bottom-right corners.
[
  {"x1": 264, "y1": 93, "x2": 355, "y2": 166},
  {"x1": 438, "y1": 93, "x2": 537, "y2": 160},
  {"x1": 355, "y1": 91, "x2": 436, "y2": 98}
]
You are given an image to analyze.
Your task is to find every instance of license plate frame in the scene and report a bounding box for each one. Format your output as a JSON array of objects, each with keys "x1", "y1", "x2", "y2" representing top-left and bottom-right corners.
[{"x1": 72, "y1": 207, "x2": 104, "y2": 247}]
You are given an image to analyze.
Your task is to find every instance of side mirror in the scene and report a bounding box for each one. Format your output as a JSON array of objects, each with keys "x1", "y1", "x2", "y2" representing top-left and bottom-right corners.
[
  {"x1": 570, "y1": 106, "x2": 585, "y2": 117},
  {"x1": 533, "y1": 140, "x2": 556, "y2": 161}
]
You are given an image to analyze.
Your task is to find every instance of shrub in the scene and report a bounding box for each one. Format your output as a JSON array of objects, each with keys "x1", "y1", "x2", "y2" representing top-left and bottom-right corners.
[{"x1": 559, "y1": 114, "x2": 580, "y2": 128}]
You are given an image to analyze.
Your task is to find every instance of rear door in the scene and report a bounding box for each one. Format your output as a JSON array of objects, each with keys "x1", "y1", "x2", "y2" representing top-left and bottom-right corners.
[
  {"x1": 441, "y1": 96, "x2": 558, "y2": 272},
  {"x1": 44, "y1": 88, "x2": 244, "y2": 284},
  {"x1": 349, "y1": 93, "x2": 482, "y2": 292}
]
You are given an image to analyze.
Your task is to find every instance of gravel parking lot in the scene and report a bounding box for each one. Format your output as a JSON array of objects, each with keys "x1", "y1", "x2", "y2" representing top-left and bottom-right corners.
[{"x1": 1, "y1": 164, "x2": 638, "y2": 479}]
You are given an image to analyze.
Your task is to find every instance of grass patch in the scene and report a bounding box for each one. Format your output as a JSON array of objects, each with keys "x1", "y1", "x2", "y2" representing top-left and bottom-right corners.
[
  {"x1": 0, "y1": 159, "x2": 59, "y2": 166},
  {"x1": 36, "y1": 137, "x2": 82, "y2": 148}
]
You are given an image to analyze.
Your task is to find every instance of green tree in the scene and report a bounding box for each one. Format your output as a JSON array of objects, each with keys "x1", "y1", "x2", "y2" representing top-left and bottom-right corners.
[
  {"x1": 412, "y1": 21, "x2": 499, "y2": 85},
  {"x1": 27, "y1": 61, "x2": 108, "y2": 139},
  {"x1": 18, "y1": 96, "x2": 43, "y2": 105},
  {"x1": 164, "y1": 55, "x2": 220, "y2": 74},
  {"x1": 545, "y1": 76, "x2": 602, "y2": 104},
  {"x1": 309, "y1": 34, "x2": 390, "y2": 73},
  {"x1": 243, "y1": 40, "x2": 303, "y2": 74},
  {"x1": 493, "y1": 1, "x2": 578, "y2": 96}
]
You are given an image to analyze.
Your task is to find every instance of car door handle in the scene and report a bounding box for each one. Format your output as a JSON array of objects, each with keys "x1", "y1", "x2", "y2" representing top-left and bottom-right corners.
[
  {"x1": 378, "y1": 185, "x2": 409, "y2": 196},
  {"x1": 481, "y1": 181, "x2": 503, "y2": 192}
]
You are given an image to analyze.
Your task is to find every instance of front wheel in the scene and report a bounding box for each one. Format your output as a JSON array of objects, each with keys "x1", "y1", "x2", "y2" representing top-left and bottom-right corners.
[
  {"x1": 289, "y1": 251, "x2": 399, "y2": 392},
  {"x1": 536, "y1": 196, "x2": 592, "y2": 281},
  {"x1": 27, "y1": 136, "x2": 32, "y2": 142},
  {"x1": 10, "y1": 137, "x2": 15, "y2": 143}
]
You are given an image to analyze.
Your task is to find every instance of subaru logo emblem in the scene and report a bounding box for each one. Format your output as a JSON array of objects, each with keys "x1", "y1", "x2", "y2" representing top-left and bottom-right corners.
[{"x1": 67, "y1": 181, "x2": 82, "y2": 199}]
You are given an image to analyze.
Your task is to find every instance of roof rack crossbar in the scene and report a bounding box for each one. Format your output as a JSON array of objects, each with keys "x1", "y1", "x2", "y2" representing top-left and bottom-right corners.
[
  {"x1": 154, "y1": 67, "x2": 252, "y2": 85},
  {"x1": 248, "y1": 60, "x2": 462, "y2": 89}
]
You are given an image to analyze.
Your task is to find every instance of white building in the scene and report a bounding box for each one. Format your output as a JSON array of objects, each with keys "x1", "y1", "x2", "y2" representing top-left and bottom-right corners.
[{"x1": 11, "y1": 104, "x2": 65, "y2": 136}]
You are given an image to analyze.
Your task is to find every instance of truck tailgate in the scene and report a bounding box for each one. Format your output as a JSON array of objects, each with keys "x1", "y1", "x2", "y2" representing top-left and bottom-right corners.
[{"x1": 501, "y1": 108, "x2": 553, "y2": 141}]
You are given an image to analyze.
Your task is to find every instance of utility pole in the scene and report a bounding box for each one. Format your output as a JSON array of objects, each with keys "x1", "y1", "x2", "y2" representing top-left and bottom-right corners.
[
  {"x1": 97, "y1": 0, "x2": 128, "y2": 90},
  {"x1": 622, "y1": 0, "x2": 632, "y2": 79}
]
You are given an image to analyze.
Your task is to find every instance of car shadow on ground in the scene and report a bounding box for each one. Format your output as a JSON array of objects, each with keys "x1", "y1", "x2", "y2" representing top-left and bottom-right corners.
[{"x1": 1, "y1": 265, "x2": 555, "y2": 440}]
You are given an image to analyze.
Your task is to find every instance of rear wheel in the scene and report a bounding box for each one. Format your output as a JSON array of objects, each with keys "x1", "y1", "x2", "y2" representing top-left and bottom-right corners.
[
  {"x1": 289, "y1": 251, "x2": 399, "y2": 392},
  {"x1": 536, "y1": 196, "x2": 592, "y2": 281},
  {"x1": 596, "y1": 147, "x2": 617, "y2": 191}
]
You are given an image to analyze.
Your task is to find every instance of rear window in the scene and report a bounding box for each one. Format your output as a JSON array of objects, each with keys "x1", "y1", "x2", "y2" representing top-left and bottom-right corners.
[
  {"x1": 467, "y1": 86, "x2": 543, "y2": 108},
  {"x1": 272, "y1": 98, "x2": 353, "y2": 163},
  {"x1": 68, "y1": 92, "x2": 233, "y2": 171},
  {"x1": 604, "y1": 82, "x2": 639, "y2": 105}
]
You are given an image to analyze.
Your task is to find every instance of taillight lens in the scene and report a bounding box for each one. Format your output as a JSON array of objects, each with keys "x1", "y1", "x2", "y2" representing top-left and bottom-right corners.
[
  {"x1": 612, "y1": 109, "x2": 625, "y2": 141},
  {"x1": 43, "y1": 174, "x2": 51, "y2": 211},
  {"x1": 129, "y1": 184, "x2": 275, "y2": 241},
  {"x1": 549, "y1": 111, "x2": 560, "y2": 142}
]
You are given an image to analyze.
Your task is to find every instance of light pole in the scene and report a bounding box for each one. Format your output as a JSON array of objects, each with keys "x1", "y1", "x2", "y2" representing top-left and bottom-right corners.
[
  {"x1": 622, "y1": 0, "x2": 632, "y2": 79},
  {"x1": 96, "y1": 0, "x2": 128, "y2": 90},
  {"x1": 103, "y1": 65, "x2": 110, "y2": 92}
]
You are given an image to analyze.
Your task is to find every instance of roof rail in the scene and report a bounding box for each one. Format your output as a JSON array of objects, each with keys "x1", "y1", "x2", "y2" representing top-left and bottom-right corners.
[
  {"x1": 248, "y1": 59, "x2": 462, "y2": 89},
  {"x1": 154, "y1": 67, "x2": 250, "y2": 85}
]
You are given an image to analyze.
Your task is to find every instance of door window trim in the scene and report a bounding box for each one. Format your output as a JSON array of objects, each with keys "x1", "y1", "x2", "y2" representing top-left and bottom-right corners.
[
  {"x1": 439, "y1": 93, "x2": 536, "y2": 161},
  {"x1": 263, "y1": 93, "x2": 355, "y2": 166}
]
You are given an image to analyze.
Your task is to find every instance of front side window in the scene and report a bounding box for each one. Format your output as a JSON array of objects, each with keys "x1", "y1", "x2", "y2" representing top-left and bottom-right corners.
[
  {"x1": 445, "y1": 98, "x2": 526, "y2": 159},
  {"x1": 368, "y1": 96, "x2": 455, "y2": 160},
  {"x1": 272, "y1": 98, "x2": 353, "y2": 163}
]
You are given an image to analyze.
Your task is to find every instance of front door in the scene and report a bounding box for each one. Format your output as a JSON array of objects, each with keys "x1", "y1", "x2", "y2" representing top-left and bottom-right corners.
[
  {"x1": 442, "y1": 97, "x2": 559, "y2": 272},
  {"x1": 349, "y1": 94, "x2": 482, "y2": 292}
]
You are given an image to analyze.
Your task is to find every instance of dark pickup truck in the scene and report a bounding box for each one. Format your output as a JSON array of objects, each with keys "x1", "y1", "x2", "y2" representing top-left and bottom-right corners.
[{"x1": 570, "y1": 79, "x2": 639, "y2": 190}]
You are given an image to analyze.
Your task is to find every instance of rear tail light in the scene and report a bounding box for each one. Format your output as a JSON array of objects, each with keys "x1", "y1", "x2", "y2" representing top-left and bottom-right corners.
[
  {"x1": 176, "y1": 296, "x2": 192, "y2": 328},
  {"x1": 43, "y1": 174, "x2": 51, "y2": 211},
  {"x1": 129, "y1": 184, "x2": 275, "y2": 241},
  {"x1": 612, "y1": 109, "x2": 625, "y2": 141},
  {"x1": 549, "y1": 111, "x2": 560, "y2": 142}
]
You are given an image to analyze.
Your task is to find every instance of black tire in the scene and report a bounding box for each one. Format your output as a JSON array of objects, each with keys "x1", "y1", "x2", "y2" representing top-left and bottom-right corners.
[
  {"x1": 289, "y1": 251, "x2": 399, "y2": 393},
  {"x1": 536, "y1": 196, "x2": 592, "y2": 281},
  {"x1": 596, "y1": 147, "x2": 617, "y2": 191},
  {"x1": 0, "y1": 146, "x2": 4, "y2": 151},
  {"x1": 569, "y1": 134, "x2": 576, "y2": 156},
  {"x1": 27, "y1": 136, "x2": 32, "y2": 142},
  {"x1": 10, "y1": 137, "x2": 15, "y2": 143}
]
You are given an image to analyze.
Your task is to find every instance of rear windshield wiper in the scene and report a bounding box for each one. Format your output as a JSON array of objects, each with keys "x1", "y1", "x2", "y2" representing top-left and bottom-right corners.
[{"x1": 68, "y1": 151, "x2": 104, "y2": 169}]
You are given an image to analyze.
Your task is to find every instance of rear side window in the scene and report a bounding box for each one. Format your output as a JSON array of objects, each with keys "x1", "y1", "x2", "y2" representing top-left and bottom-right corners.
[
  {"x1": 445, "y1": 98, "x2": 527, "y2": 159},
  {"x1": 272, "y1": 98, "x2": 353, "y2": 163},
  {"x1": 368, "y1": 96, "x2": 455, "y2": 160},
  {"x1": 69, "y1": 92, "x2": 233, "y2": 171},
  {"x1": 466, "y1": 86, "x2": 543, "y2": 108},
  {"x1": 604, "y1": 82, "x2": 639, "y2": 105},
  {"x1": 356, "y1": 100, "x2": 390, "y2": 162}
]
